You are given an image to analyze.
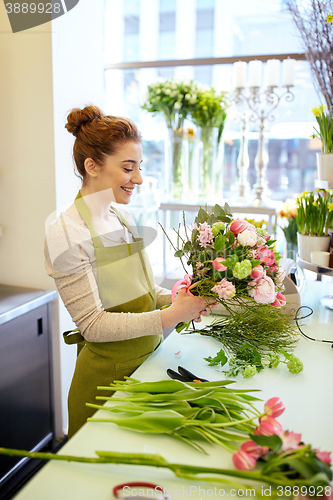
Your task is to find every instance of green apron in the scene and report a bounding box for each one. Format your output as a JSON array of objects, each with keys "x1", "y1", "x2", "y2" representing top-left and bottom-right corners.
[{"x1": 64, "y1": 192, "x2": 162, "y2": 438}]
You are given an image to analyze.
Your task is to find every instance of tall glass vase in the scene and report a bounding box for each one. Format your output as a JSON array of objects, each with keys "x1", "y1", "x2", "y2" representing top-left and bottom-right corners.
[
  {"x1": 166, "y1": 125, "x2": 185, "y2": 200},
  {"x1": 198, "y1": 126, "x2": 220, "y2": 200}
]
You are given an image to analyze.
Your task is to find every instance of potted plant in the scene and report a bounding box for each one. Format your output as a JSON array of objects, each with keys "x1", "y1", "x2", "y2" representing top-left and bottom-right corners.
[
  {"x1": 296, "y1": 189, "x2": 333, "y2": 261},
  {"x1": 311, "y1": 104, "x2": 333, "y2": 181}
]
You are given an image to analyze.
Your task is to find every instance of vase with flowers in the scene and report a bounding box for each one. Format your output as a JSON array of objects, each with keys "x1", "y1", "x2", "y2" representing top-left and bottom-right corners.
[
  {"x1": 190, "y1": 87, "x2": 228, "y2": 199},
  {"x1": 142, "y1": 78, "x2": 199, "y2": 199},
  {"x1": 311, "y1": 104, "x2": 333, "y2": 181},
  {"x1": 278, "y1": 198, "x2": 298, "y2": 260},
  {"x1": 296, "y1": 189, "x2": 333, "y2": 261}
]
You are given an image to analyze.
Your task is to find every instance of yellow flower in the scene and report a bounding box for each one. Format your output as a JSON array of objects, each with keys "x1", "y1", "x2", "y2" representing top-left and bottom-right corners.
[
  {"x1": 326, "y1": 13, "x2": 333, "y2": 24},
  {"x1": 311, "y1": 104, "x2": 326, "y2": 117},
  {"x1": 328, "y1": 202, "x2": 333, "y2": 212}
]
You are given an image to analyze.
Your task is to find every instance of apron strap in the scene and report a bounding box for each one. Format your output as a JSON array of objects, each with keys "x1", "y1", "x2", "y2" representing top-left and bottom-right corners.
[{"x1": 74, "y1": 192, "x2": 105, "y2": 249}]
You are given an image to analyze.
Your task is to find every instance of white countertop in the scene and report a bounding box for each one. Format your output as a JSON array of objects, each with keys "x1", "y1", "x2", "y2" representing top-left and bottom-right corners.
[{"x1": 14, "y1": 279, "x2": 333, "y2": 500}]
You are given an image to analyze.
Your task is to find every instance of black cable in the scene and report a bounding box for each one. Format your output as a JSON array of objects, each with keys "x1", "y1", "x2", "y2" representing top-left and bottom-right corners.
[{"x1": 294, "y1": 306, "x2": 333, "y2": 346}]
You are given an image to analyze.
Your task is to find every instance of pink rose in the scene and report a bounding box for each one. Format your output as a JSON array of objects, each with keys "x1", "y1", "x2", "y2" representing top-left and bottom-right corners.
[
  {"x1": 250, "y1": 265, "x2": 265, "y2": 280},
  {"x1": 271, "y1": 292, "x2": 286, "y2": 308},
  {"x1": 247, "y1": 276, "x2": 276, "y2": 304},
  {"x1": 230, "y1": 220, "x2": 249, "y2": 236},
  {"x1": 212, "y1": 257, "x2": 227, "y2": 272},
  {"x1": 237, "y1": 229, "x2": 258, "y2": 247},
  {"x1": 255, "y1": 245, "x2": 276, "y2": 266},
  {"x1": 232, "y1": 449, "x2": 256, "y2": 471},
  {"x1": 211, "y1": 278, "x2": 236, "y2": 299}
]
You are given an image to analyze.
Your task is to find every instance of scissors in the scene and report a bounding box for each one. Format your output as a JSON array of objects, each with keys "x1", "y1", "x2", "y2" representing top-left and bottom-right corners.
[{"x1": 166, "y1": 365, "x2": 208, "y2": 383}]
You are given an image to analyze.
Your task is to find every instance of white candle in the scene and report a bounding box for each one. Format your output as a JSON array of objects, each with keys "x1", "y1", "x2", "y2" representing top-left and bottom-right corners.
[
  {"x1": 248, "y1": 60, "x2": 262, "y2": 87},
  {"x1": 282, "y1": 59, "x2": 296, "y2": 87},
  {"x1": 265, "y1": 59, "x2": 280, "y2": 87},
  {"x1": 233, "y1": 61, "x2": 247, "y2": 88}
]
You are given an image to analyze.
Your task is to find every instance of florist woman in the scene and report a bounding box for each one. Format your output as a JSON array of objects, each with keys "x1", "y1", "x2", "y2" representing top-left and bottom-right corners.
[{"x1": 44, "y1": 106, "x2": 214, "y2": 438}]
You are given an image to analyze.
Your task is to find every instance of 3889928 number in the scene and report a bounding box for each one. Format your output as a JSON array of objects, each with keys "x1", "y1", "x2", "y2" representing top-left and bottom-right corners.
[
  {"x1": 277, "y1": 486, "x2": 332, "y2": 497},
  {"x1": 5, "y1": 3, "x2": 62, "y2": 14}
]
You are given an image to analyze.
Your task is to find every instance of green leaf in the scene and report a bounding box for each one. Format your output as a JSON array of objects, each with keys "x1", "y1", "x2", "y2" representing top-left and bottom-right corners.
[
  {"x1": 250, "y1": 259, "x2": 261, "y2": 268},
  {"x1": 174, "y1": 250, "x2": 184, "y2": 257},
  {"x1": 176, "y1": 321, "x2": 191, "y2": 333},
  {"x1": 250, "y1": 433, "x2": 282, "y2": 453},
  {"x1": 214, "y1": 234, "x2": 227, "y2": 251},
  {"x1": 265, "y1": 240, "x2": 276, "y2": 246},
  {"x1": 195, "y1": 208, "x2": 209, "y2": 224},
  {"x1": 204, "y1": 349, "x2": 228, "y2": 367},
  {"x1": 184, "y1": 241, "x2": 192, "y2": 252},
  {"x1": 224, "y1": 254, "x2": 238, "y2": 267}
]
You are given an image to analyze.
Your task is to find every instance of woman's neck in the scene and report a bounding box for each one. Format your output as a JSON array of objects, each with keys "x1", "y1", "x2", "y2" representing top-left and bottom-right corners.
[{"x1": 79, "y1": 186, "x2": 116, "y2": 221}]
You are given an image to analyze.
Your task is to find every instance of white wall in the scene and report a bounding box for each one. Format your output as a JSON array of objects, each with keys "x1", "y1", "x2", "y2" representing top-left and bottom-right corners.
[
  {"x1": 51, "y1": 0, "x2": 105, "y2": 434},
  {"x1": 0, "y1": 0, "x2": 105, "y2": 436}
]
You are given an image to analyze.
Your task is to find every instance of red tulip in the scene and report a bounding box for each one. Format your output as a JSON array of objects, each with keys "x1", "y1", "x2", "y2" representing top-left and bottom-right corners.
[
  {"x1": 257, "y1": 415, "x2": 283, "y2": 437},
  {"x1": 230, "y1": 220, "x2": 249, "y2": 236},
  {"x1": 241, "y1": 440, "x2": 263, "y2": 459},
  {"x1": 271, "y1": 292, "x2": 286, "y2": 308}
]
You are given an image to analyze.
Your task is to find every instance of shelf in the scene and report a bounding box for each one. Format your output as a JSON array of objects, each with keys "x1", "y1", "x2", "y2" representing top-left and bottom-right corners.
[
  {"x1": 296, "y1": 255, "x2": 333, "y2": 276},
  {"x1": 314, "y1": 180, "x2": 333, "y2": 189}
]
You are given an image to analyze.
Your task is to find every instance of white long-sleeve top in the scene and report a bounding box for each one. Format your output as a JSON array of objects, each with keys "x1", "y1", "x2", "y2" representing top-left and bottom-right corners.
[{"x1": 44, "y1": 206, "x2": 171, "y2": 342}]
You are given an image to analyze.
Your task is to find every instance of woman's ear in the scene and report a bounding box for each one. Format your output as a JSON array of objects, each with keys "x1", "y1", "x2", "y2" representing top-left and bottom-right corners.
[{"x1": 84, "y1": 158, "x2": 100, "y2": 178}]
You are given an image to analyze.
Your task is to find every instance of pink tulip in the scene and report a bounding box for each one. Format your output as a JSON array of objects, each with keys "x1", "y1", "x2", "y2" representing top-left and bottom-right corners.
[
  {"x1": 212, "y1": 257, "x2": 227, "y2": 272},
  {"x1": 271, "y1": 292, "x2": 287, "y2": 308},
  {"x1": 241, "y1": 440, "x2": 263, "y2": 460},
  {"x1": 264, "y1": 397, "x2": 285, "y2": 418},
  {"x1": 255, "y1": 245, "x2": 276, "y2": 266},
  {"x1": 232, "y1": 449, "x2": 257, "y2": 470},
  {"x1": 281, "y1": 430, "x2": 302, "y2": 451},
  {"x1": 250, "y1": 265, "x2": 265, "y2": 280},
  {"x1": 257, "y1": 415, "x2": 283, "y2": 437},
  {"x1": 247, "y1": 276, "x2": 276, "y2": 304},
  {"x1": 230, "y1": 220, "x2": 249, "y2": 236},
  {"x1": 314, "y1": 448, "x2": 332, "y2": 465}
]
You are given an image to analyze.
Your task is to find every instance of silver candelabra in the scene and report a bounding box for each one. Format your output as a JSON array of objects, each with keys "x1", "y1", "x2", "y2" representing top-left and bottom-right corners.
[{"x1": 233, "y1": 85, "x2": 295, "y2": 206}]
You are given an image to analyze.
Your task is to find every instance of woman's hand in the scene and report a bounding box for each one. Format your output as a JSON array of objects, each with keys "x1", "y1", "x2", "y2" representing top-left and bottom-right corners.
[{"x1": 161, "y1": 289, "x2": 216, "y2": 328}]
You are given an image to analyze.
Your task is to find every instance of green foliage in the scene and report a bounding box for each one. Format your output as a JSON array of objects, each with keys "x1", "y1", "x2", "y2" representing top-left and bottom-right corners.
[
  {"x1": 311, "y1": 104, "x2": 333, "y2": 153},
  {"x1": 202, "y1": 342, "x2": 303, "y2": 379},
  {"x1": 295, "y1": 189, "x2": 333, "y2": 236}
]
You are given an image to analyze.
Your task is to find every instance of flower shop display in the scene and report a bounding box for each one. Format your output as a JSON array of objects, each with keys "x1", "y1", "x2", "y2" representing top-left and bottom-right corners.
[
  {"x1": 190, "y1": 87, "x2": 228, "y2": 198},
  {"x1": 311, "y1": 104, "x2": 333, "y2": 181},
  {"x1": 278, "y1": 198, "x2": 298, "y2": 259},
  {"x1": 161, "y1": 203, "x2": 299, "y2": 357},
  {"x1": 142, "y1": 78, "x2": 200, "y2": 199},
  {"x1": 141, "y1": 78, "x2": 228, "y2": 200},
  {"x1": 295, "y1": 189, "x2": 333, "y2": 261},
  {"x1": 0, "y1": 394, "x2": 331, "y2": 496}
]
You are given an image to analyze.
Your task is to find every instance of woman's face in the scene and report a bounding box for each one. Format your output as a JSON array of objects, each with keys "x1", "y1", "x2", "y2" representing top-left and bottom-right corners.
[{"x1": 95, "y1": 141, "x2": 143, "y2": 204}]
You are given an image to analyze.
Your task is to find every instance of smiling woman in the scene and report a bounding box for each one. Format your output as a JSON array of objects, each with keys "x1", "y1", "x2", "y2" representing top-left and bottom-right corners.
[{"x1": 44, "y1": 105, "x2": 214, "y2": 438}]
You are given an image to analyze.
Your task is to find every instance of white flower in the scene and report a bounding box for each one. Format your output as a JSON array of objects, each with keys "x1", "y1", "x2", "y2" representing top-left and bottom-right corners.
[
  {"x1": 156, "y1": 88, "x2": 161, "y2": 94},
  {"x1": 174, "y1": 102, "x2": 182, "y2": 109},
  {"x1": 170, "y1": 90, "x2": 178, "y2": 97},
  {"x1": 164, "y1": 88, "x2": 171, "y2": 94},
  {"x1": 275, "y1": 267, "x2": 286, "y2": 287},
  {"x1": 185, "y1": 93, "x2": 191, "y2": 100},
  {"x1": 237, "y1": 229, "x2": 258, "y2": 247},
  {"x1": 178, "y1": 94, "x2": 184, "y2": 99}
]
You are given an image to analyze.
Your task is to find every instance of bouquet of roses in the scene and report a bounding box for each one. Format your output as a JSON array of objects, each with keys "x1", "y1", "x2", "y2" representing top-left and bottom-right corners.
[{"x1": 164, "y1": 203, "x2": 299, "y2": 356}]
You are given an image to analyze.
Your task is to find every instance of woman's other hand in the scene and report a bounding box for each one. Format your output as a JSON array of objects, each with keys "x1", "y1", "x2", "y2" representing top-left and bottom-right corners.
[{"x1": 161, "y1": 289, "x2": 216, "y2": 328}]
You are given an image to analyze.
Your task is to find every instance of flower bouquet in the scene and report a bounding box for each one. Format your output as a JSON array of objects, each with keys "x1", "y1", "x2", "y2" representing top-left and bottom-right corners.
[
  {"x1": 141, "y1": 78, "x2": 200, "y2": 198},
  {"x1": 296, "y1": 189, "x2": 333, "y2": 237},
  {"x1": 163, "y1": 203, "x2": 299, "y2": 356}
]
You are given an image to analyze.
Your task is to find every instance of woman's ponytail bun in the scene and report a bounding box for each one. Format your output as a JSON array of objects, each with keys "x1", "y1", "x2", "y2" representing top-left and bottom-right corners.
[
  {"x1": 65, "y1": 105, "x2": 105, "y2": 138},
  {"x1": 65, "y1": 105, "x2": 141, "y2": 180}
]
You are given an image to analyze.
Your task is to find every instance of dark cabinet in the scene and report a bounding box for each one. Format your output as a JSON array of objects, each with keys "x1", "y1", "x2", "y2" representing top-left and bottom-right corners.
[{"x1": 0, "y1": 285, "x2": 57, "y2": 497}]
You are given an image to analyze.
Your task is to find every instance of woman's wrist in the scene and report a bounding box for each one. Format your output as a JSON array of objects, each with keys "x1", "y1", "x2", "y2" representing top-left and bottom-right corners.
[{"x1": 160, "y1": 304, "x2": 179, "y2": 329}]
